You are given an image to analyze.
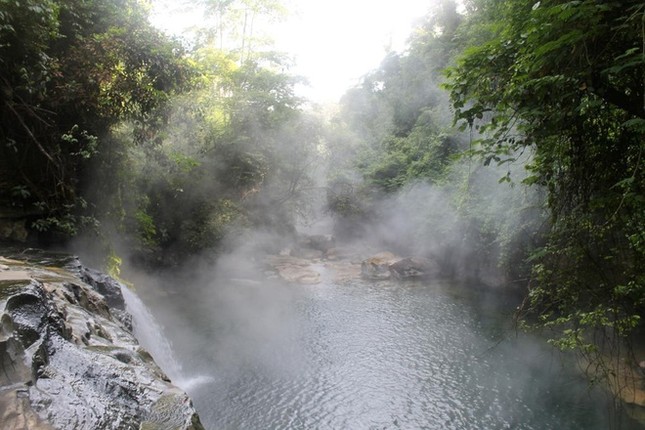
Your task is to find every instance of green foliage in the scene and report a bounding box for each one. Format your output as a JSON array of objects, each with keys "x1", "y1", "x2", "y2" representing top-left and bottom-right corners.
[
  {"x1": 181, "y1": 198, "x2": 246, "y2": 252},
  {"x1": 0, "y1": 0, "x2": 192, "y2": 238},
  {"x1": 446, "y1": 0, "x2": 645, "y2": 357},
  {"x1": 195, "y1": 0, "x2": 287, "y2": 60},
  {"x1": 82, "y1": 35, "x2": 320, "y2": 264},
  {"x1": 105, "y1": 250, "x2": 123, "y2": 279},
  {"x1": 332, "y1": 1, "x2": 466, "y2": 195},
  {"x1": 61, "y1": 125, "x2": 98, "y2": 159}
]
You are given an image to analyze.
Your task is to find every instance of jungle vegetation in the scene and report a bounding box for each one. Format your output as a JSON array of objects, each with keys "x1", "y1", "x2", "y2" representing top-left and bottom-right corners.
[{"x1": 1, "y1": 0, "x2": 643, "y2": 394}]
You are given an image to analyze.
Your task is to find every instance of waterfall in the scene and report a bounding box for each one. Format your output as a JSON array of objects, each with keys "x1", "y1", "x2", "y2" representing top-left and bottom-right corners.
[
  {"x1": 120, "y1": 285, "x2": 184, "y2": 381},
  {"x1": 120, "y1": 284, "x2": 215, "y2": 392}
]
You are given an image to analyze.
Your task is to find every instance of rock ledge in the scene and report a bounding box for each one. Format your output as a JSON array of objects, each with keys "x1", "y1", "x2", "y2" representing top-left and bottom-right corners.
[{"x1": 0, "y1": 254, "x2": 204, "y2": 430}]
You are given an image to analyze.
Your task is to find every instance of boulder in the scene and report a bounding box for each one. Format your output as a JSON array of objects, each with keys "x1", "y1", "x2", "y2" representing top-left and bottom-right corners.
[
  {"x1": 0, "y1": 256, "x2": 204, "y2": 430},
  {"x1": 80, "y1": 267, "x2": 126, "y2": 311},
  {"x1": 360, "y1": 253, "x2": 441, "y2": 281},
  {"x1": 361, "y1": 252, "x2": 400, "y2": 280},
  {"x1": 389, "y1": 257, "x2": 440, "y2": 280}
]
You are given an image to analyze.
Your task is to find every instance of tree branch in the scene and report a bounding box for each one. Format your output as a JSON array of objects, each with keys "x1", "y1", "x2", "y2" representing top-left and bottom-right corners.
[{"x1": 5, "y1": 101, "x2": 60, "y2": 167}]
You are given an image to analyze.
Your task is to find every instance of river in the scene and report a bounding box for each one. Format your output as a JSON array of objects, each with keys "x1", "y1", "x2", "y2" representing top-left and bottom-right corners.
[{"x1": 129, "y1": 270, "x2": 643, "y2": 430}]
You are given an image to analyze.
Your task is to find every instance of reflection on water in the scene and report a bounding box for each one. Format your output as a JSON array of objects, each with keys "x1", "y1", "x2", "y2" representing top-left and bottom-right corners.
[{"x1": 134, "y1": 277, "x2": 642, "y2": 430}]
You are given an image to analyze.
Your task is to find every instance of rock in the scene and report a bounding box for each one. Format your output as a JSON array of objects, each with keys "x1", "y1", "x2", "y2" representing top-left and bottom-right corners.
[
  {"x1": 0, "y1": 255, "x2": 204, "y2": 430},
  {"x1": 264, "y1": 255, "x2": 310, "y2": 267},
  {"x1": 0, "y1": 387, "x2": 54, "y2": 429},
  {"x1": 275, "y1": 265, "x2": 321, "y2": 284},
  {"x1": 389, "y1": 257, "x2": 440, "y2": 280},
  {"x1": 290, "y1": 248, "x2": 324, "y2": 260},
  {"x1": 264, "y1": 255, "x2": 321, "y2": 284},
  {"x1": 360, "y1": 252, "x2": 400, "y2": 280},
  {"x1": 80, "y1": 267, "x2": 126, "y2": 311},
  {"x1": 360, "y1": 253, "x2": 441, "y2": 281},
  {"x1": 0, "y1": 219, "x2": 28, "y2": 242}
]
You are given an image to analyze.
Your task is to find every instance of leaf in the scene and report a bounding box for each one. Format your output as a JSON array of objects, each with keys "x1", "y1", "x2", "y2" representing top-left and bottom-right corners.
[
  {"x1": 603, "y1": 59, "x2": 644, "y2": 75},
  {"x1": 533, "y1": 30, "x2": 584, "y2": 58},
  {"x1": 622, "y1": 118, "x2": 645, "y2": 133}
]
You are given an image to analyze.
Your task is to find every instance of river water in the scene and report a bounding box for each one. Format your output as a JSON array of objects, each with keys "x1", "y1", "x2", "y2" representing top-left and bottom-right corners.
[{"x1": 130, "y1": 272, "x2": 642, "y2": 430}]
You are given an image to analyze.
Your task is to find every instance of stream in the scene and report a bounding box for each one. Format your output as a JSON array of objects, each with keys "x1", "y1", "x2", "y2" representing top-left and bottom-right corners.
[{"x1": 129, "y1": 271, "x2": 642, "y2": 430}]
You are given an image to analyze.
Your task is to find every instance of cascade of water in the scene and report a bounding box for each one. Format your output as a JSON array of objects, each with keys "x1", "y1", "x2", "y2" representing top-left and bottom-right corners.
[
  {"x1": 120, "y1": 284, "x2": 215, "y2": 392},
  {"x1": 120, "y1": 285, "x2": 184, "y2": 380}
]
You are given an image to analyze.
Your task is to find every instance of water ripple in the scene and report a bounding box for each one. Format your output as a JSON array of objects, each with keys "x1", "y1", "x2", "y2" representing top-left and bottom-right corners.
[{"x1": 154, "y1": 280, "x2": 634, "y2": 430}]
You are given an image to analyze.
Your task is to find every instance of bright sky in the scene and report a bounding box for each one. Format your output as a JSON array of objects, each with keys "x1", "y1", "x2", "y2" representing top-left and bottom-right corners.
[{"x1": 150, "y1": 0, "x2": 435, "y2": 103}]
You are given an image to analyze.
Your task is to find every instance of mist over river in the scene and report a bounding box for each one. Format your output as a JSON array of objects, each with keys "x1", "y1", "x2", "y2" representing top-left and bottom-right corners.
[{"x1": 128, "y1": 269, "x2": 642, "y2": 430}]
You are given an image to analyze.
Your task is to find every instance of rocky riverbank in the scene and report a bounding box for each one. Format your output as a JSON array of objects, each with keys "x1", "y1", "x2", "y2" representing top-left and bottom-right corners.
[
  {"x1": 0, "y1": 251, "x2": 203, "y2": 429},
  {"x1": 262, "y1": 235, "x2": 441, "y2": 285}
]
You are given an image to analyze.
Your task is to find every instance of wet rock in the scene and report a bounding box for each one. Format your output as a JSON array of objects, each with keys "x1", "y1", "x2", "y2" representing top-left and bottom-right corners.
[
  {"x1": 0, "y1": 387, "x2": 54, "y2": 429},
  {"x1": 290, "y1": 248, "x2": 324, "y2": 260},
  {"x1": 79, "y1": 267, "x2": 126, "y2": 311},
  {"x1": 0, "y1": 336, "x2": 31, "y2": 385},
  {"x1": 360, "y1": 252, "x2": 400, "y2": 280},
  {"x1": 0, "y1": 255, "x2": 204, "y2": 430},
  {"x1": 389, "y1": 257, "x2": 440, "y2": 280},
  {"x1": 360, "y1": 253, "x2": 441, "y2": 281},
  {"x1": 264, "y1": 255, "x2": 321, "y2": 284},
  {"x1": 142, "y1": 389, "x2": 203, "y2": 430},
  {"x1": 275, "y1": 265, "x2": 321, "y2": 284}
]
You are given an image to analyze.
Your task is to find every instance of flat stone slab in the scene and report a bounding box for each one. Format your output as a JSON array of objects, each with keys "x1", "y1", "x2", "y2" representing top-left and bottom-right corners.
[{"x1": 0, "y1": 270, "x2": 31, "y2": 281}]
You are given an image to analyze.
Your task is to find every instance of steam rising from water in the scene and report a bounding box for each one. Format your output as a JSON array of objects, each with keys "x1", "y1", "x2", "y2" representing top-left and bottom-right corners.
[
  {"x1": 123, "y1": 264, "x2": 630, "y2": 429},
  {"x1": 123, "y1": 251, "x2": 310, "y2": 382},
  {"x1": 109, "y1": 147, "x2": 635, "y2": 429}
]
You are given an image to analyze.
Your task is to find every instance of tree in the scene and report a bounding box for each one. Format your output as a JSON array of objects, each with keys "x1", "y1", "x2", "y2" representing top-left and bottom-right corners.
[
  {"x1": 106, "y1": 37, "x2": 321, "y2": 264},
  {"x1": 193, "y1": 0, "x2": 286, "y2": 62},
  {"x1": 335, "y1": 1, "x2": 464, "y2": 192},
  {"x1": 0, "y1": 0, "x2": 191, "y2": 236},
  {"x1": 446, "y1": 0, "x2": 644, "y2": 388}
]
